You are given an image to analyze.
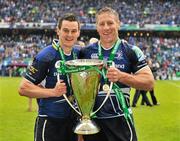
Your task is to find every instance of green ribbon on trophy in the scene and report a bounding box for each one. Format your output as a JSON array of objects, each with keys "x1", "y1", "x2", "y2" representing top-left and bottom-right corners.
[
  {"x1": 113, "y1": 84, "x2": 133, "y2": 125},
  {"x1": 98, "y1": 39, "x2": 134, "y2": 125},
  {"x1": 56, "y1": 61, "x2": 102, "y2": 75}
]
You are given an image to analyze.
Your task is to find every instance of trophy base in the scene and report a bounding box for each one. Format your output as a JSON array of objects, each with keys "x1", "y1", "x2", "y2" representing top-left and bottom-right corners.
[{"x1": 74, "y1": 119, "x2": 100, "y2": 135}]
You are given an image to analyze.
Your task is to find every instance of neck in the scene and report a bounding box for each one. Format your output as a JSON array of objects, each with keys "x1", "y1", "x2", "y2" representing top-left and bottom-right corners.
[
  {"x1": 60, "y1": 43, "x2": 72, "y2": 55},
  {"x1": 100, "y1": 38, "x2": 118, "y2": 49},
  {"x1": 62, "y1": 47, "x2": 72, "y2": 55}
]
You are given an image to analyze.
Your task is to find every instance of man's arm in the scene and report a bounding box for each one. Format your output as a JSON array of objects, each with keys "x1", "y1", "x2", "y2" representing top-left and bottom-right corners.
[
  {"x1": 18, "y1": 78, "x2": 67, "y2": 98},
  {"x1": 107, "y1": 66, "x2": 154, "y2": 91}
]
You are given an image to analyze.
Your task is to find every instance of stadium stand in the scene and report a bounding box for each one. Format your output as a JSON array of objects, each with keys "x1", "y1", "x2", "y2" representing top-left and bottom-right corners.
[
  {"x1": 0, "y1": 0, "x2": 179, "y2": 24},
  {"x1": 0, "y1": 0, "x2": 179, "y2": 79}
]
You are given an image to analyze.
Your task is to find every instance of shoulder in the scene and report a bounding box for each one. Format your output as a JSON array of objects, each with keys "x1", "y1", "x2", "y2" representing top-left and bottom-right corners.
[
  {"x1": 72, "y1": 45, "x2": 81, "y2": 58},
  {"x1": 35, "y1": 45, "x2": 57, "y2": 62},
  {"x1": 79, "y1": 43, "x2": 98, "y2": 59},
  {"x1": 73, "y1": 45, "x2": 81, "y2": 53},
  {"x1": 121, "y1": 39, "x2": 145, "y2": 61},
  {"x1": 121, "y1": 39, "x2": 135, "y2": 51}
]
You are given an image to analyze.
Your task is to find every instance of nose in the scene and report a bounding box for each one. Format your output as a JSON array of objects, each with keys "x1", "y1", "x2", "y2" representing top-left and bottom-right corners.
[
  {"x1": 103, "y1": 23, "x2": 110, "y2": 30},
  {"x1": 67, "y1": 31, "x2": 72, "y2": 36}
]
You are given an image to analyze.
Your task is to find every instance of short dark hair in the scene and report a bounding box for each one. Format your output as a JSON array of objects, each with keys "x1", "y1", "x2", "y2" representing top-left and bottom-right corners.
[{"x1": 57, "y1": 13, "x2": 80, "y2": 29}]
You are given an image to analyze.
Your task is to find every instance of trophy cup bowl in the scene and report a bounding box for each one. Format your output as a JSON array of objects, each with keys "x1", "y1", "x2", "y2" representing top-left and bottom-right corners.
[{"x1": 65, "y1": 59, "x2": 103, "y2": 135}]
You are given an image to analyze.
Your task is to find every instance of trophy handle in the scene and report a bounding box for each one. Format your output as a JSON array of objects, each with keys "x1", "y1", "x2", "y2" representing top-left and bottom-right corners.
[
  {"x1": 90, "y1": 62, "x2": 115, "y2": 117},
  {"x1": 90, "y1": 81, "x2": 113, "y2": 117},
  {"x1": 57, "y1": 74, "x2": 82, "y2": 116}
]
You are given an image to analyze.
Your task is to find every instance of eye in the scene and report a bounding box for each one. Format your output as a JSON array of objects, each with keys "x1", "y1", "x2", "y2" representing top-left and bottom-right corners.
[
  {"x1": 98, "y1": 22, "x2": 105, "y2": 26},
  {"x1": 71, "y1": 29, "x2": 78, "y2": 34},
  {"x1": 63, "y1": 28, "x2": 69, "y2": 33},
  {"x1": 107, "y1": 21, "x2": 114, "y2": 26}
]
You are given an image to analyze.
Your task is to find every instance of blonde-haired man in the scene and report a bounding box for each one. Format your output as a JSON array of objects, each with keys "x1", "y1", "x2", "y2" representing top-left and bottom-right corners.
[{"x1": 80, "y1": 7, "x2": 154, "y2": 141}]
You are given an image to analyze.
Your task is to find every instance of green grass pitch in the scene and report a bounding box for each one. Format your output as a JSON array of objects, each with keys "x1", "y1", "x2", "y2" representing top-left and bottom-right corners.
[{"x1": 0, "y1": 77, "x2": 180, "y2": 141}]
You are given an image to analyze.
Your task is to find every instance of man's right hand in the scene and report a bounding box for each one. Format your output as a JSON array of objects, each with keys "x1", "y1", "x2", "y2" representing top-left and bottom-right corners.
[{"x1": 53, "y1": 80, "x2": 67, "y2": 97}]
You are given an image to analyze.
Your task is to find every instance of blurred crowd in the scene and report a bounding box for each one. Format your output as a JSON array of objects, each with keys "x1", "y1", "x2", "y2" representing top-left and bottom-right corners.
[
  {"x1": 0, "y1": 0, "x2": 179, "y2": 79},
  {"x1": 0, "y1": 34, "x2": 179, "y2": 80},
  {"x1": 127, "y1": 37, "x2": 180, "y2": 80},
  {"x1": 0, "y1": 0, "x2": 180, "y2": 25},
  {"x1": 0, "y1": 34, "x2": 52, "y2": 76}
]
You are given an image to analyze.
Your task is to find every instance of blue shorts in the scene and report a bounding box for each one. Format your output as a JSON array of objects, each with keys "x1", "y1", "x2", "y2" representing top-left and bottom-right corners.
[
  {"x1": 83, "y1": 116, "x2": 137, "y2": 141},
  {"x1": 34, "y1": 116, "x2": 77, "y2": 141}
]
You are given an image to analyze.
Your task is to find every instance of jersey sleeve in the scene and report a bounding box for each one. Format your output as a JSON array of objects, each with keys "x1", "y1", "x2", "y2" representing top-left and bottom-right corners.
[
  {"x1": 24, "y1": 57, "x2": 49, "y2": 85},
  {"x1": 125, "y1": 44, "x2": 147, "y2": 73},
  {"x1": 23, "y1": 47, "x2": 54, "y2": 85}
]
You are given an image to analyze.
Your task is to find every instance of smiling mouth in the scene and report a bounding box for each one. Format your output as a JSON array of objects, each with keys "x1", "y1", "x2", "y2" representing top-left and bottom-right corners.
[
  {"x1": 103, "y1": 34, "x2": 111, "y2": 37},
  {"x1": 103, "y1": 32, "x2": 111, "y2": 35},
  {"x1": 65, "y1": 38, "x2": 73, "y2": 41}
]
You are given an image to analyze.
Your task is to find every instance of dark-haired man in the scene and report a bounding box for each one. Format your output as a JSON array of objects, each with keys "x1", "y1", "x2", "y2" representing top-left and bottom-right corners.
[{"x1": 18, "y1": 13, "x2": 80, "y2": 141}]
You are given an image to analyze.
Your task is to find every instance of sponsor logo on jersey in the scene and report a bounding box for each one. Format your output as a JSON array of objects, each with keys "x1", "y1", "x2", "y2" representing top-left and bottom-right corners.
[
  {"x1": 55, "y1": 60, "x2": 61, "y2": 68},
  {"x1": 115, "y1": 64, "x2": 125, "y2": 69},
  {"x1": 115, "y1": 50, "x2": 123, "y2": 60},
  {"x1": 54, "y1": 60, "x2": 61, "y2": 76},
  {"x1": 91, "y1": 53, "x2": 98, "y2": 59},
  {"x1": 53, "y1": 72, "x2": 59, "y2": 76},
  {"x1": 28, "y1": 66, "x2": 38, "y2": 74}
]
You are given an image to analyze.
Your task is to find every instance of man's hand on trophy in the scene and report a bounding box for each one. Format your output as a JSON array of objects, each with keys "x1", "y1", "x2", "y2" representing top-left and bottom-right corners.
[
  {"x1": 53, "y1": 80, "x2": 67, "y2": 97},
  {"x1": 106, "y1": 66, "x2": 121, "y2": 82}
]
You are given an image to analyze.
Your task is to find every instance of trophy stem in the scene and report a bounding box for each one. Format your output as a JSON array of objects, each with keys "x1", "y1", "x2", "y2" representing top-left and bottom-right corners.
[{"x1": 74, "y1": 115, "x2": 100, "y2": 135}]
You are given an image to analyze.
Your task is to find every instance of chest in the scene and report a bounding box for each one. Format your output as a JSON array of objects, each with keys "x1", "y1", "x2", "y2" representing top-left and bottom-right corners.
[{"x1": 87, "y1": 48, "x2": 131, "y2": 72}]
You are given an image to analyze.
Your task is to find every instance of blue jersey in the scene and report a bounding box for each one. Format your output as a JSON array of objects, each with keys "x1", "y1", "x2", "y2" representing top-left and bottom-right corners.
[
  {"x1": 80, "y1": 40, "x2": 147, "y2": 119},
  {"x1": 24, "y1": 40, "x2": 80, "y2": 118}
]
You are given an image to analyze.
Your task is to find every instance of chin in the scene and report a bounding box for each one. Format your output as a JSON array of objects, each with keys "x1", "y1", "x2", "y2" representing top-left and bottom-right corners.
[
  {"x1": 65, "y1": 42, "x2": 74, "y2": 47},
  {"x1": 104, "y1": 38, "x2": 113, "y2": 43}
]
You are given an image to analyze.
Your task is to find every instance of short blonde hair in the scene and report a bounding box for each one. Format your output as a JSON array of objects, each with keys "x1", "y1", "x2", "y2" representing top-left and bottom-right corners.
[{"x1": 95, "y1": 7, "x2": 120, "y2": 23}]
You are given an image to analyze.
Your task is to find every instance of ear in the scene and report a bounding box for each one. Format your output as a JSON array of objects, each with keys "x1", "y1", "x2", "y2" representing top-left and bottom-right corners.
[
  {"x1": 56, "y1": 27, "x2": 60, "y2": 36},
  {"x1": 77, "y1": 30, "x2": 80, "y2": 38},
  {"x1": 96, "y1": 24, "x2": 100, "y2": 34},
  {"x1": 117, "y1": 20, "x2": 121, "y2": 29}
]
